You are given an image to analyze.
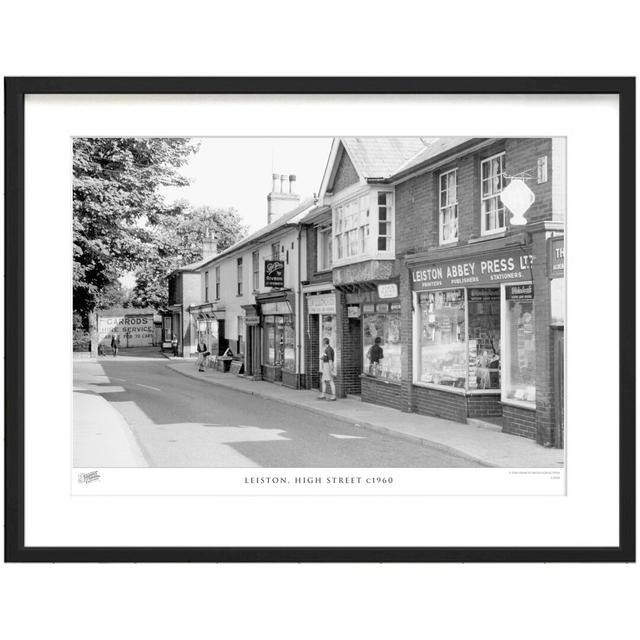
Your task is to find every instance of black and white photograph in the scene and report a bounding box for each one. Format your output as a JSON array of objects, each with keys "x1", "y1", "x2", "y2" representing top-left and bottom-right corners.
[{"x1": 72, "y1": 135, "x2": 566, "y2": 474}]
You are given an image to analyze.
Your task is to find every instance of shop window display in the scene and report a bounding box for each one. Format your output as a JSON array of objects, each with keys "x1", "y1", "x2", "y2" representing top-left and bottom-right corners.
[
  {"x1": 417, "y1": 290, "x2": 466, "y2": 387},
  {"x1": 504, "y1": 288, "x2": 536, "y2": 403},
  {"x1": 467, "y1": 288, "x2": 501, "y2": 389},
  {"x1": 363, "y1": 308, "x2": 401, "y2": 383},
  {"x1": 264, "y1": 315, "x2": 295, "y2": 370}
]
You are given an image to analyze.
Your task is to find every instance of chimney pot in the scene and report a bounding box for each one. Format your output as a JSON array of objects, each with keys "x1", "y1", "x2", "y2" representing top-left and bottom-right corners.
[
  {"x1": 272, "y1": 173, "x2": 280, "y2": 192},
  {"x1": 288, "y1": 174, "x2": 296, "y2": 193}
]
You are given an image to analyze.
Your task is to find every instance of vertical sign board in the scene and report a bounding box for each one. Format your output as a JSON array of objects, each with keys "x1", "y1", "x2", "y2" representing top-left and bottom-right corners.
[
  {"x1": 548, "y1": 236, "x2": 565, "y2": 278},
  {"x1": 264, "y1": 260, "x2": 285, "y2": 288}
]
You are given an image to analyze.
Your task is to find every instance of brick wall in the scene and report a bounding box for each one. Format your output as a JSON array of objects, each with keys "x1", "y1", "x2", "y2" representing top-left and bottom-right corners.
[
  {"x1": 413, "y1": 386, "x2": 468, "y2": 423},
  {"x1": 396, "y1": 138, "x2": 554, "y2": 257},
  {"x1": 467, "y1": 394, "x2": 502, "y2": 417},
  {"x1": 502, "y1": 404, "x2": 536, "y2": 439},
  {"x1": 303, "y1": 311, "x2": 320, "y2": 390},
  {"x1": 335, "y1": 291, "x2": 362, "y2": 396},
  {"x1": 333, "y1": 149, "x2": 359, "y2": 194},
  {"x1": 361, "y1": 376, "x2": 404, "y2": 411}
]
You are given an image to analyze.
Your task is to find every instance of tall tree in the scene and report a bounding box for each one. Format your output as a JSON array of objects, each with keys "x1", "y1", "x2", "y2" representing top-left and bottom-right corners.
[
  {"x1": 73, "y1": 137, "x2": 199, "y2": 323},
  {"x1": 131, "y1": 202, "x2": 248, "y2": 309}
]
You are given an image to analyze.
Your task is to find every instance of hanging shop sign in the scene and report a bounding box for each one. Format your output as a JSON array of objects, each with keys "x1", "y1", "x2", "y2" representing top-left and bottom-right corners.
[
  {"x1": 347, "y1": 305, "x2": 360, "y2": 318},
  {"x1": 362, "y1": 303, "x2": 375, "y2": 314},
  {"x1": 410, "y1": 247, "x2": 535, "y2": 291},
  {"x1": 506, "y1": 284, "x2": 534, "y2": 300},
  {"x1": 306, "y1": 293, "x2": 337, "y2": 315},
  {"x1": 375, "y1": 303, "x2": 389, "y2": 313},
  {"x1": 264, "y1": 259, "x2": 285, "y2": 288},
  {"x1": 548, "y1": 236, "x2": 564, "y2": 278},
  {"x1": 377, "y1": 283, "x2": 398, "y2": 299}
]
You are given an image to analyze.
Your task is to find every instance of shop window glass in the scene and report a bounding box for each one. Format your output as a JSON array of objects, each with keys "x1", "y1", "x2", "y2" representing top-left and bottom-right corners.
[
  {"x1": 363, "y1": 308, "x2": 401, "y2": 382},
  {"x1": 264, "y1": 316, "x2": 276, "y2": 365},
  {"x1": 468, "y1": 288, "x2": 501, "y2": 389},
  {"x1": 417, "y1": 290, "x2": 466, "y2": 387},
  {"x1": 505, "y1": 288, "x2": 536, "y2": 403},
  {"x1": 283, "y1": 316, "x2": 295, "y2": 371}
]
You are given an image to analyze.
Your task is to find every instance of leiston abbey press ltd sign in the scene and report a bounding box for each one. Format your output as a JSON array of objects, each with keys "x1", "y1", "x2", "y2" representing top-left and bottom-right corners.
[{"x1": 410, "y1": 247, "x2": 535, "y2": 291}]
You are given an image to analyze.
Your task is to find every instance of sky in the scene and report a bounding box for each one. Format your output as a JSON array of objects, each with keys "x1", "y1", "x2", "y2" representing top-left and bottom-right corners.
[{"x1": 160, "y1": 137, "x2": 333, "y2": 232}]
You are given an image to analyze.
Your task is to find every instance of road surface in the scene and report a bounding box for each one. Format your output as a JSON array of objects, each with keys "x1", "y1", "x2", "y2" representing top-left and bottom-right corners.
[{"x1": 73, "y1": 349, "x2": 484, "y2": 468}]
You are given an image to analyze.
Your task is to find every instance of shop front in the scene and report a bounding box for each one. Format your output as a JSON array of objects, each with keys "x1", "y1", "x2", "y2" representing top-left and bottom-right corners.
[
  {"x1": 256, "y1": 292, "x2": 299, "y2": 388},
  {"x1": 189, "y1": 303, "x2": 226, "y2": 359},
  {"x1": 336, "y1": 280, "x2": 403, "y2": 408},
  {"x1": 409, "y1": 244, "x2": 540, "y2": 433},
  {"x1": 304, "y1": 291, "x2": 337, "y2": 390}
]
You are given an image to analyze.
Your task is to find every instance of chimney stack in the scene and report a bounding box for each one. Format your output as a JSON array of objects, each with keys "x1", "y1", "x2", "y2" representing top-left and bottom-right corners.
[
  {"x1": 202, "y1": 228, "x2": 218, "y2": 260},
  {"x1": 267, "y1": 171, "x2": 301, "y2": 224}
]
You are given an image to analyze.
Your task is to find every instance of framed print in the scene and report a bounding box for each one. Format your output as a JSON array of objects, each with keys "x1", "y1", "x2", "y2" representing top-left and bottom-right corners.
[{"x1": 4, "y1": 77, "x2": 635, "y2": 562}]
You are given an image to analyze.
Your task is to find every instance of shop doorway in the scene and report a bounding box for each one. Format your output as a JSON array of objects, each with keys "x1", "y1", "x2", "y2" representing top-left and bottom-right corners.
[{"x1": 341, "y1": 317, "x2": 362, "y2": 395}]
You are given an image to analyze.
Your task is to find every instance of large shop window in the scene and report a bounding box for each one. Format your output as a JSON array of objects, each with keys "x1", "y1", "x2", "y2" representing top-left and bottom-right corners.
[
  {"x1": 504, "y1": 285, "x2": 536, "y2": 404},
  {"x1": 416, "y1": 288, "x2": 502, "y2": 390},
  {"x1": 363, "y1": 305, "x2": 401, "y2": 383},
  {"x1": 263, "y1": 315, "x2": 295, "y2": 371},
  {"x1": 417, "y1": 290, "x2": 467, "y2": 387}
]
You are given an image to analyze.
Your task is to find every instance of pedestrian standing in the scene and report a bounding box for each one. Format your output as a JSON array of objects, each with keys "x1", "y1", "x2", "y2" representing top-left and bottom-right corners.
[
  {"x1": 110, "y1": 334, "x2": 120, "y2": 357},
  {"x1": 318, "y1": 337, "x2": 337, "y2": 401},
  {"x1": 196, "y1": 340, "x2": 210, "y2": 372},
  {"x1": 367, "y1": 336, "x2": 384, "y2": 375}
]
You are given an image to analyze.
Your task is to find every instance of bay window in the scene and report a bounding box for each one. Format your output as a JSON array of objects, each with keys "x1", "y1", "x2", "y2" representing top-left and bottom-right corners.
[
  {"x1": 333, "y1": 190, "x2": 393, "y2": 263},
  {"x1": 481, "y1": 152, "x2": 506, "y2": 235}
]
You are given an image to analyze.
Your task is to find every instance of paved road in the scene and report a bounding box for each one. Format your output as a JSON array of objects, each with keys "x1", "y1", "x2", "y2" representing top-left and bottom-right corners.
[{"x1": 74, "y1": 349, "x2": 484, "y2": 468}]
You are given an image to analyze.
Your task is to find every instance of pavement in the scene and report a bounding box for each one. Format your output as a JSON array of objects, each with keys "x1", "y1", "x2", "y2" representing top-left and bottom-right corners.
[
  {"x1": 165, "y1": 358, "x2": 565, "y2": 468},
  {"x1": 74, "y1": 352, "x2": 486, "y2": 468}
]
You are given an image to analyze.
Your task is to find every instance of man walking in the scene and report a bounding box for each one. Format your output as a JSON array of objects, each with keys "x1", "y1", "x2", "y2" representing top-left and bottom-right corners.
[
  {"x1": 110, "y1": 334, "x2": 120, "y2": 357},
  {"x1": 318, "y1": 337, "x2": 337, "y2": 401}
]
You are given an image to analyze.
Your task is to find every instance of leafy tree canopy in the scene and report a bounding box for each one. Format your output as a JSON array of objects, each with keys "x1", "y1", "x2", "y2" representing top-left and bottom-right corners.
[
  {"x1": 131, "y1": 202, "x2": 248, "y2": 309},
  {"x1": 73, "y1": 137, "x2": 199, "y2": 319}
]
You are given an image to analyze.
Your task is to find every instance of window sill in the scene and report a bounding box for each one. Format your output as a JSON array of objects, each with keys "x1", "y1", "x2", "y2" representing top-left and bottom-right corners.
[
  {"x1": 470, "y1": 230, "x2": 507, "y2": 243},
  {"x1": 360, "y1": 374, "x2": 402, "y2": 386},
  {"x1": 412, "y1": 381, "x2": 501, "y2": 395},
  {"x1": 501, "y1": 398, "x2": 536, "y2": 410}
]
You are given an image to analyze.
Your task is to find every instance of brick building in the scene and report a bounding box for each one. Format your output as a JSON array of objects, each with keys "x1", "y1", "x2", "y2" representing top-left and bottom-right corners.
[
  {"x1": 317, "y1": 137, "x2": 429, "y2": 402},
  {"x1": 387, "y1": 137, "x2": 565, "y2": 447}
]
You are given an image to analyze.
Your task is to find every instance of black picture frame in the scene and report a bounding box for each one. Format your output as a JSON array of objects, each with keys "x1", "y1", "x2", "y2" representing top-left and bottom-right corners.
[{"x1": 4, "y1": 76, "x2": 635, "y2": 563}]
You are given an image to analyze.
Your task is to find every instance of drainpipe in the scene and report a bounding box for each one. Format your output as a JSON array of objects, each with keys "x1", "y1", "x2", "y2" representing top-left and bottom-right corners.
[{"x1": 296, "y1": 225, "x2": 303, "y2": 387}]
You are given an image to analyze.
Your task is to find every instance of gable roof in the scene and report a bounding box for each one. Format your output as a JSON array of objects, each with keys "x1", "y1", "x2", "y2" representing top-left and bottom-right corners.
[
  {"x1": 340, "y1": 137, "x2": 429, "y2": 180},
  {"x1": 319, "y1": 137, "x2": 430, "y2": 198}
]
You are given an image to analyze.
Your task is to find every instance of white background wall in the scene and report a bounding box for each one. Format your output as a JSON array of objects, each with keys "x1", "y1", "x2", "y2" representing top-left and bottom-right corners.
[{"x1": 1, "y1": 4, "x2": 638, "y2": 640}]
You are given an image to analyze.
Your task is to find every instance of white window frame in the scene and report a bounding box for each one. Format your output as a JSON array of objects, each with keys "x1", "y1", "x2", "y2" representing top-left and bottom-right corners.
[
  {"x1": 236, "y1": 257, "x2": 243, "y2": 296},
  {"x1": 332, "y1": 189, "x2": 394, "y2": 266},
  {"x1": 204, "y1": 270, "x2": 209, "y2": 302},
  {"x1": 480, "y1": 152, "x2": 506, "y2": 236},
  {"x1": 252, "y1": 251, "x2": 259, "y2": 292},
  {"x1": 215, "y1": 265, "x2": 220, "y2": 299},
  {"x1": 439, "y1": 168, "x2": 459, "y2": 245},
  {"x1": 317, "y1": 225, "x2": 333, "y2": 272}
]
